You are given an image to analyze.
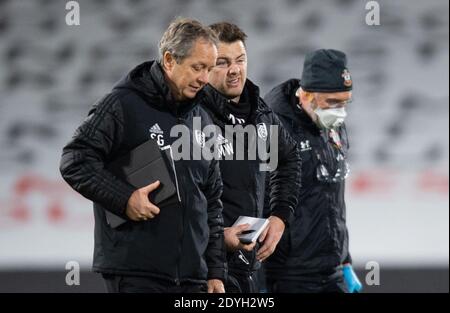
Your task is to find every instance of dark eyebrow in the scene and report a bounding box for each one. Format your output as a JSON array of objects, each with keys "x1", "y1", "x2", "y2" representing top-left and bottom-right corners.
[{"x1": 217, "y1": 54, "x2": 246, "y2": 62}]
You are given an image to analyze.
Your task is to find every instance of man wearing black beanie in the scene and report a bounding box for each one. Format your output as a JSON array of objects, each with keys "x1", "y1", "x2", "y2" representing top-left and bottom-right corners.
[{"x1": 263, "y1": 49, "x2": 362, "y2": 293}]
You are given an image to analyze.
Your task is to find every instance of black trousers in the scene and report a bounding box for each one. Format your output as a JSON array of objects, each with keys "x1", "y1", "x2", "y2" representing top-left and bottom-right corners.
[
  {"x1": 225, "y1": 271, "x2": 259, "y2": 293},
  {"x1": 266, "y1": 270, "x2": 348, "y2": 293},
  {"x1": 102, "y1": 274, "x2": 207, "y2": 293}
]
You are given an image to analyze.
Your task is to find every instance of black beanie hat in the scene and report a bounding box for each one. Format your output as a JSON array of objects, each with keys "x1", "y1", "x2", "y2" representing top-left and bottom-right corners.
[{"x1": 301, "y1": 49, "x2": 353, "y2": 93}]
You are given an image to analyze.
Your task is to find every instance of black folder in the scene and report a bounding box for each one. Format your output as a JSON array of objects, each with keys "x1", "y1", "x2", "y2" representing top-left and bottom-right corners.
[{"x1": 105, "y1": 139, "x2": 178, "y2": 228}]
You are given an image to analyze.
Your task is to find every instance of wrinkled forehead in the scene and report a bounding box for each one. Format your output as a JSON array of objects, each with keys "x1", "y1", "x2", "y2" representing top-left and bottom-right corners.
[{"x1": 182, "y1": 39, "x2": 218, "y2": 66}]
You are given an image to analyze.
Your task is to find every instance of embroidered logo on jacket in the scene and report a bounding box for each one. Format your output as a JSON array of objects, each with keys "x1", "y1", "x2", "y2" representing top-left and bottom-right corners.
[
  {"x1": 257, "y1": 123, "x2": 268, "y2": 140},
  {"x1": 149, "y1": 123, "x2": 165, "y2": 146},
  {"x1": 300, "y1": 140, "x2": 312, "y2": 152}
]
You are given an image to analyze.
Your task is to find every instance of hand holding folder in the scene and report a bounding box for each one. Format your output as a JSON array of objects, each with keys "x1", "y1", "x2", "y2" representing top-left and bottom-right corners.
[
  {"x1": 125, "y1": 180, "x2": 162, "y2": 221},
  {"x1": 105, "y1": 139, "x2": 177, "y2": 228}
]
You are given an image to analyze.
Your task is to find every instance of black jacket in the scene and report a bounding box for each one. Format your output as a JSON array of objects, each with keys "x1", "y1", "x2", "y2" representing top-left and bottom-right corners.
[
  {"x1": 60, "y1": 61, "x2": 227, "y2": 284},
  {"x1": 200, "y1": 80, "x2": 301, "y2": 275},
  {"x1": 264, "y1": 79, "x2": 351, "y2": 279}
]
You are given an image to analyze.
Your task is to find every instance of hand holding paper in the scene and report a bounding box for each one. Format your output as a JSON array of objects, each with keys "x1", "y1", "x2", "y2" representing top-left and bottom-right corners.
[
  {"x1": 224, "y1": 223, "x2": 257, "y2": 252},
  {"x1": 257, "y1": 216, "x2": 286, "y2": 262},
  {"x1": 232, "y1": 216, "x2": 270, "y2": 245}
]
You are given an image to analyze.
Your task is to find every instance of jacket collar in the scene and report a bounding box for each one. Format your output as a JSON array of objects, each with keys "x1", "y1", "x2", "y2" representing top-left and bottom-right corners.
[
  {"x1": 113, "y1": 60, "x2": 198, "y2": 116},
  {"x1": 201, "y1": 79, "x2": 271, "y2": 127},
  {"x1": 278, "y1": 79, "x2": 319, "y2": 133}
]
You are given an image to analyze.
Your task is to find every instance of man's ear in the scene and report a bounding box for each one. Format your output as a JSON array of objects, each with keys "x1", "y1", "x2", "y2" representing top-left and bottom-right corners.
[
  {"x1": 299, "y1": 89, "x2": 311, "y2": 105},
  {"x1": 305, "y1": 92, "x2": 315, "y2": 102},
  {"x1": 163, "y1": 51, "x2": 175, "y2": 72}
]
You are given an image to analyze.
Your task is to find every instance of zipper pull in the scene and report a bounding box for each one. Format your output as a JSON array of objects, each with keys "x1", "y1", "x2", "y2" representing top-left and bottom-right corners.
[{"x1": 238, "y1": 250, "x2": 250, "y2": 265}]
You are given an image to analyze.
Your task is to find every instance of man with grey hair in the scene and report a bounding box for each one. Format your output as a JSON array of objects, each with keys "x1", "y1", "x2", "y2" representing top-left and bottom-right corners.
[{"x1": 60, "y1": 18, "x2": 226, "y2": 293}]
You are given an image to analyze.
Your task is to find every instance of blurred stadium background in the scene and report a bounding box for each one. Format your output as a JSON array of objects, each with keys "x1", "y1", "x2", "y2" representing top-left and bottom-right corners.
[{"x1": 0, "y1": 0, "x2": 448, "y2": 292}]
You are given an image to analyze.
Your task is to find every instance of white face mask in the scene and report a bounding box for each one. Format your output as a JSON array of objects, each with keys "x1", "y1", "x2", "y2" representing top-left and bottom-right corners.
[{"x1": 314, "y1": 107, "x2": 347, "y2": 129}]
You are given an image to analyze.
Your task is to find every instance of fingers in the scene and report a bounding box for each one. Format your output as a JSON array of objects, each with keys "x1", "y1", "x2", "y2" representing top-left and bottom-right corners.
[
  {"x1": 240, "y1": 241, "x2": 256, "y2": 252},
  {"x1": 140, "y1": 212, "x2": 155, "y2": 220},
  {"x1": 235, "y1": 223, "x2": 251, "y2": 234},
  {"x1": 141, "y1": 205, "x2": 160, "y2": 220},
  {"x1": 257, "y1": 240, "x2": 271, "y2": 258},
  {"x1": 128, "y1": 211, "x2": 154, "y2": 222},
  {"x1": 257, "y1": 229, "x2": 284, "y2": 262},
  {"x1": 125, "y1": 182, "x2": 162, "y2": 222},
  {"x1": 131, "y1": 204, "x2": 161, "y2": 222},
  {"x1": 257, "y1": 240, "x2": 275, "y2": 262},
  {"x1": 207, "y1": 280, "x2": 225, "y2": 293},
  {"x1": 257, "y1": 230, "x2": 277, "y2": 261},
  {"x1": 143, "y1": 180, "x2": 160, "y2": 193},
  {"x1": 258, "y1": 226, "x2": 269, "y2": 243},
  {"x1": 257, "y1": 216, "x2": 285, "y2": 255},
  {"x1": 140, "y1": 194, "x2": 160, "y2": 220},
  {"x1": 147, "y1": 203, "x2": 160, "y2": 215},
  {"x1": 225, "y1": 224, "x2": 254, "y2": 252},
  {"x1": 207, "y1": 281, "x2": 218, "y2": 293},
  {"x1": 141, "y1": 181, "x2": 161, "y2": 219}
]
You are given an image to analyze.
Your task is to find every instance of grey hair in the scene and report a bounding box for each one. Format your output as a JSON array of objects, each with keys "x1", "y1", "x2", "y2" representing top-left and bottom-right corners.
[{"x1": 158, "y1": 17, "x2": 218, "y2": 64}]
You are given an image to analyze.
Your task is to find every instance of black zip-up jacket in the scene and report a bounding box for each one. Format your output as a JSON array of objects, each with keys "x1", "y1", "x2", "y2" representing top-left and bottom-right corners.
[
  {"x1": 264, "y1": 79, "x2": 351, "y2": 279},
  {"x1": 200, "y1": 80, "x2": 301, "y2": 275},
  {"x1": 60, "y1": 61, "x2": 227, "y2": 284}
]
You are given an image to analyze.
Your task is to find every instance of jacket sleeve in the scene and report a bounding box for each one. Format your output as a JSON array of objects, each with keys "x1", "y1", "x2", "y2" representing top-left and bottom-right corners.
[
  {"x1": 203, "y1": 158, "x2": 228, "y2": 281},
  {"x1": 344, "y1": 252, "x2": 353, "y2": 265},
  {"x1": 266, "y1": 112, "x2": 302, "y2": 227},
  {"x1": 59, "y1": 93, "x2": 136, "y2": 216}
]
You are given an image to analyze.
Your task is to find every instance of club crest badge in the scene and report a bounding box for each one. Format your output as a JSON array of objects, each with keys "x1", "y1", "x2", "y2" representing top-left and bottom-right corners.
[
  {"x1": 342, "y1": 69, "x2": 352, "y2": 87},
  {"x1": 257, "y1": 123, "x2": 268, "y2": 140},
  {"x1": 194, "y1": 130, "x2": 206, "y2": 148}
]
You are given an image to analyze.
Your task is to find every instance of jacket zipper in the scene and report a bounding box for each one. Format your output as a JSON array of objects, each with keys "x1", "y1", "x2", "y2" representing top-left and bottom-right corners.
[
  {"x1": 169, "y1": 147, "x2": 182, "y2": 203},
  {"x1": 159, "y1": 141, "x2": 182, "y2": 284},
  {"x1": 160, "y1": 145, "x2": 182, "y2": 203},
  {"x1": 174, "y1": 116, "x2": 186, "y2": 286},
  {"x1": 323, "y1": 131, "x2": 341, "y2": 254}
]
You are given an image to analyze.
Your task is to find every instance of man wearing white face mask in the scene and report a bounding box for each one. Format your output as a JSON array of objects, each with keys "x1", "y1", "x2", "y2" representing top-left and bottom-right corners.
[{"x1": 263, "y1": 49, "x2": 362, "y2": 293}]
